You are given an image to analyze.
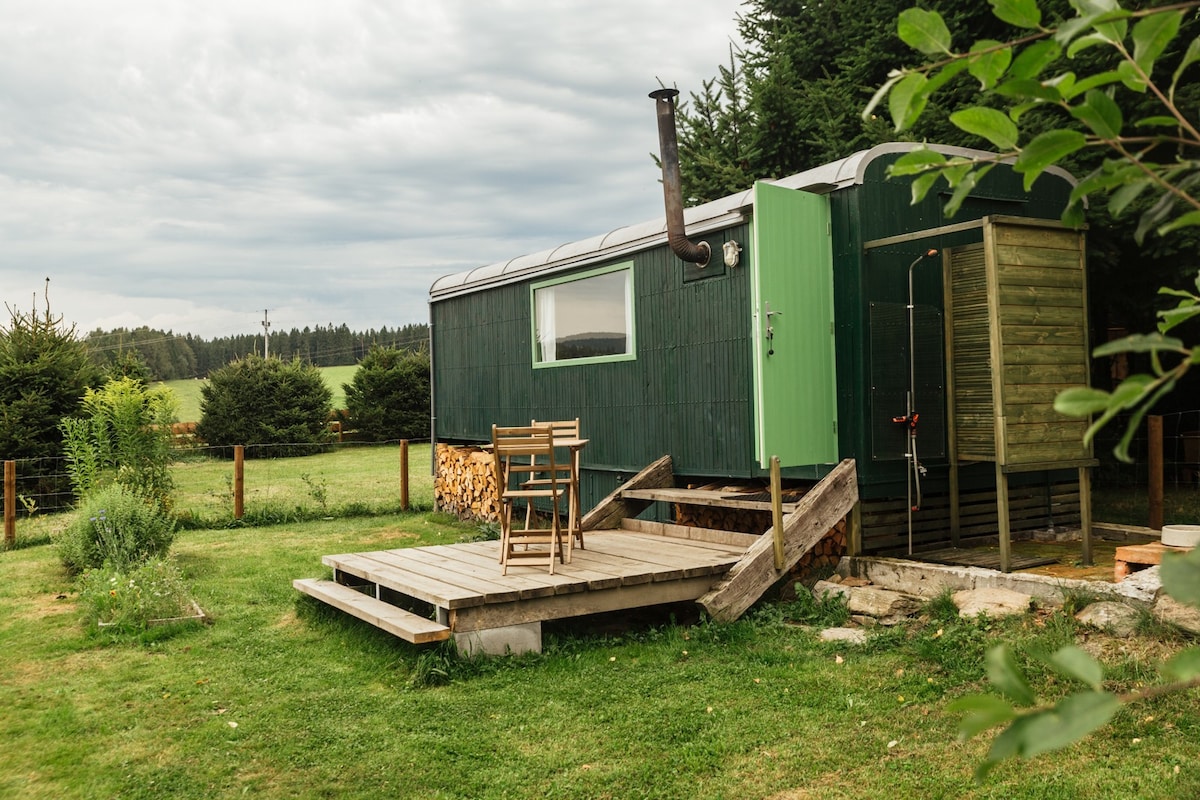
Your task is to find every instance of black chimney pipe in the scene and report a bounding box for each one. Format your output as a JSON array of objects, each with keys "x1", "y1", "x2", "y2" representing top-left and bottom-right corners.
[{"x1": 649, "y1": 88, "x2": 711, "y2": 267}]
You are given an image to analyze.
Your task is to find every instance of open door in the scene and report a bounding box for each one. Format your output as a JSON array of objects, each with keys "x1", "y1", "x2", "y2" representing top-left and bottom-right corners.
[{"x1": 750, "y1": 181, "x2": 838, "y2": 468}]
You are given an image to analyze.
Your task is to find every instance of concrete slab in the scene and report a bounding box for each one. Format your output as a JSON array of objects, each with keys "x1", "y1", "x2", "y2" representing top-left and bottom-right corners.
[
  {"x1": 838, "y1": 556, "x2": 1161, "y2": 608},
  {"x1": 454, "y1": 621, "x2": 542, "y2": 656}
]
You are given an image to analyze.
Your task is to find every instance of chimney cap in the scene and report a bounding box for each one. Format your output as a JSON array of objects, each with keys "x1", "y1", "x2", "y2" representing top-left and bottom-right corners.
[{"x1": 648, "y1": 88, "x2": 679, "y2": 101}]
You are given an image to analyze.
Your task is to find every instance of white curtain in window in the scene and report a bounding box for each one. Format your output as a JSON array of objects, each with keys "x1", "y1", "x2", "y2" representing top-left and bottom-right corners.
[
  {"x1": 621, "y1": 271, "x2": 633, "y2": 353},
  {"x1": 536, "y1": 286, "x2": 556, "y2": 362}
]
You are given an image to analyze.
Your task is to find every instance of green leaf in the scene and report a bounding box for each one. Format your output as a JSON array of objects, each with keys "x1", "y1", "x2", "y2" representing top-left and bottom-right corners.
[
  {"x1": 945, "y1": 167, "x2": 989, "y2": 218},
  {"x1": 950, "y1": 107, "x2": 1019, "y2": 150},
  {"x1": 911, "y1": 170, "x2": 941, "y2": 205},
  {"x1": 1162, "y1": 647, "x2": 1200, "y2": 682},
  {"x1": 1118, "y1": 59, "x2": 1147, "y2": 92},
  {"x1": 1067, "y1": 32, "x2": 1112, "y2": 58},
  {"x1": 1045, "y1": 645, "x2": 1104, "y2": 690},
  {"x1": 1157, "y1": 303, "x2": 1200, "y2": 335},
  {"x1": 898, "y1": 8, "x2": 953, "y2": 56},
  {"x1": 1170, "y1": 35, "x2": 1200, "y2": 94},
  {"x1": 1135, "y1": 115, "x2": 1182, "y2": 128},
  {"x1": 1009, "y1": 40, "x2": 1061, "y2": 80},
  {"x1": 1132, "y1": 10, "x2": 1184, "y2": 78},
  {"x1": 1019, "y1": 691, "x2": 1121, "y2": 758},
  {"x1": 863, "y1": 70, "x2": 905, "y2": 121},
  {"x1": 1055, "y1": 387, "x2": 1111, "y2": 417},
  {"x1": 1161, "y1": 546, "x2": 1200, "y2": 607},
  {"x1": 1015, "y1": 130, "x2": 1086, "y2": 190},
  {"x1": 1113, "y1": 378, "x2": 1176, "y2": 462},
  {"x1": 1107, "y1": 178, "x2": 1152, "y2": 217},
  {"x1": 1093, "y1": 333, "x2": 1185, "y2": 357},
  {"x1": 1061, "y1": 69, "x2": 1124, "y2": 99},
  {"x1": 969, "y1": 40, "x2": 1013, "y2": 90},
  {"x1": 1158, "y1": 209, "x2": 1200, "y2": 236},
  {"x1": 1069, "y1": 89, "x2": 1123, "y2": 139},
  {"x1": 949, "y1": 694, "x2": 1017, "y2": 740},
  {"x1": 990, "y1": 0, "x2": 1040, "y2": 29},
  {"x1": 986, "y1": 645, "x2": 1036, "y2": 707},
  {"x1": 994, "y1": 78, "x2": 1062, "y2": 103},
  {"x1": 889, "y1": 72, "x2": 929, "y2": 132},
  {"x1": 888, "y1": 147, "x2": 947, "y2": 177},
  {"x1": 924, "y1": 59, "x2": 970, "y2": 95}
]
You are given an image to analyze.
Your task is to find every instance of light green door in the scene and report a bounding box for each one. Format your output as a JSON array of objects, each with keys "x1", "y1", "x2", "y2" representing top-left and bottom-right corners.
[{"x1": 750, "y1": 181, "x2": 838, "y2": 468}]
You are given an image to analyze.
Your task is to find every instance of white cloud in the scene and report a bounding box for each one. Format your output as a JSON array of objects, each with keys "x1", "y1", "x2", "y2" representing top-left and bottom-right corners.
[{"x1": 0, "y1": 0, "x2": 744, "y2": 340}]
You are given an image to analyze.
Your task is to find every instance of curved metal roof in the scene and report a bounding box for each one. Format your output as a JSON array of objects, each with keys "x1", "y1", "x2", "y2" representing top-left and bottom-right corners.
[{"x1": 429, "y1": 142, "x2": 1077, "y2": 301}]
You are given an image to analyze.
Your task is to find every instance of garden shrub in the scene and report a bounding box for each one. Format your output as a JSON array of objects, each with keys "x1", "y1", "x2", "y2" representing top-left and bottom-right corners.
[
  {"x1": 0, "y1": 299, "x2": 102, "y2": 507},
  {"x1": 343, "y1": 346, "x2": 430, "y2": 441},
  {"x1": 57, "y1": 484, "x2": 176, "y2": 573},
  {"x1": 196, "y1": 355, "x2": 334, "y2": 457}
]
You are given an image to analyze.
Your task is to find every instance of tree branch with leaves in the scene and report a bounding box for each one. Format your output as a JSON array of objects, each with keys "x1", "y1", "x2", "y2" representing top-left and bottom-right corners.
[
  {"x1": 868, "y1": 0, "x2": 1200, "y2": 779},
  {"x1": 866, "y1": 0, "x2": 1200, "y2": 462}
]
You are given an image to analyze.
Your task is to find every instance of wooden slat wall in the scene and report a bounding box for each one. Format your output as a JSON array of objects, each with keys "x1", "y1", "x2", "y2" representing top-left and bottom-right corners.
[
  {"x1": 861, "y1": 478, "x2": 1082, "y2": 554},
  {"x1": 946, "y1": 219, "x2": 1091, "y2": 467},
  {"x1": 992, "y1": 222, "x2": 1091, "y2": 465},
  {"x1": 947, "y1": 243, "x2": 994, "y2": 460}
]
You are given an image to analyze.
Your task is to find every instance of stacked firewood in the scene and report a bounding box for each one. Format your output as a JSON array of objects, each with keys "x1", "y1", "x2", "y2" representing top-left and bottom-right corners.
[{"x1": 434, "y1": 443, "x2": 500, "y2": 521}]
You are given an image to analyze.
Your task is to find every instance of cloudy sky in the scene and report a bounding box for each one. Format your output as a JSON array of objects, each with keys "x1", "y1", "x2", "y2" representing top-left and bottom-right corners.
[{"x1": 0, "y1": 1, "x2": 746, "y2": 341}]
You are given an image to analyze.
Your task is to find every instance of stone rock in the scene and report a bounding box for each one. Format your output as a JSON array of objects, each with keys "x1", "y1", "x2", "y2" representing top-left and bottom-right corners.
[
  {"x1": 847, "y1": 586, "x2": 922, "y2": 619},
  {"x1": 839, "y1": 576, "x2": 872, "y2": 588},
  {"x1": 1112, "y1": 565, "x2": 1162, "y2": 604},
  {"x1": 1075, "y1": 601, "x2": 1140, "y2": 637},
  {"x1": 819, "y1": 627, "x2": 867, "y2": 644},
  {"x1": 811, "y1": 580, "x2": 850, "y2": 601},
  {"x1": 953, "y1": 587, "x2": 1032, "y2": 618},
  {"x1": 1155, "y1": 594, "x2": 1200, "y2": 635}
]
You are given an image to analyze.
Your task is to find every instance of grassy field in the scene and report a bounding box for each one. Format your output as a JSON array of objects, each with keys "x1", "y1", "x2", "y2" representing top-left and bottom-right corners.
[
  {"x1": 2, "y1": 448, "x2": 1198, "y2": 798},
  {"x1": 158, "y1": 364, "x2": 358, "y2": 423}
]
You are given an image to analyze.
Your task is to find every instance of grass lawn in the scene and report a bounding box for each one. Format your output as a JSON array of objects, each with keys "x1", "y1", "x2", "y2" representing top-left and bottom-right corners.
[{"x1": 2, "y1": 510, "x2": 1198, "y2": 797}]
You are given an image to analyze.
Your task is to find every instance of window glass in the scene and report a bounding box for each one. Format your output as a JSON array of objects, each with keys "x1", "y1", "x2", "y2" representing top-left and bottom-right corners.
[{"x1": 532, "y1": 265, "x2": 633, "y2": 365}]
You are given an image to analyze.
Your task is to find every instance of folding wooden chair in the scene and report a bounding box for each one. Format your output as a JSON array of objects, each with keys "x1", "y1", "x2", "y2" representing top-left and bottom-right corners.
[
  {"x1": 492, "y1": 424, "x2": 567, "y2": 574},
  {"x1": 524, "y1": 418, "x2": 584, "y2": 551}
]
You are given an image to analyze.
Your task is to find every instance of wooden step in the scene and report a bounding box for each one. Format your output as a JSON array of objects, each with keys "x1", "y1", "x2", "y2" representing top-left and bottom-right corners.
[
  {"x1": 293, "y1": 578, "x2": 451, "y2": 644},
  {"x1": 620, "y1": 487, "x2": 801, "y2": 512},
  {"x1": 619, "y1": 518, "x2": 759, "y2": 548}
]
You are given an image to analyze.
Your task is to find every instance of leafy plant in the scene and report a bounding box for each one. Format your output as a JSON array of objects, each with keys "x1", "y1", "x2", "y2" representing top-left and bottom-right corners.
[
  {"x1": 59, "y1": 376, "x2": 178, "y2": 507},
  {"x1": 57, "y1": 484, "x2": 176, "y2": 573},
  {"x1": 197, "y1": 355, "x2": 334, "y2": 458},
  {"x1": 866, "y1": 0, "x2": 1200, "y2": 462},
  {"x1": 78, "y1": 557, "x2": 200, "y2": 638}
]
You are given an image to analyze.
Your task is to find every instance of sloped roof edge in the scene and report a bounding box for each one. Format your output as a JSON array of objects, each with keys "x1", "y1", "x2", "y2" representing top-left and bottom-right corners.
[{"x1": 429, "y1": 142, "x2": 1076, "y2": 301}]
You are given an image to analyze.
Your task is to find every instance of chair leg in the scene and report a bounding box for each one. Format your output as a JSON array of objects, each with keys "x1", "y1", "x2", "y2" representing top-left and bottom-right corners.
[{"x1": 500, "y1": 500, "x2": 512, "y2": 574}]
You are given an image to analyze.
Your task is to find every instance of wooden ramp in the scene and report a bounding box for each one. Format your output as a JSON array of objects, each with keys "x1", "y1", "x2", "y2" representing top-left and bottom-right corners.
[{"x1": 295, "y1": 531, "x2": 747, "y2": 655}]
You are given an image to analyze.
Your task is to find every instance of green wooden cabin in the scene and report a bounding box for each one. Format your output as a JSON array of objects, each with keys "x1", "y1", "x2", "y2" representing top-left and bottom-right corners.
[{"x1": 429, "y1": 143, "x2": 1092, "y2": 559}]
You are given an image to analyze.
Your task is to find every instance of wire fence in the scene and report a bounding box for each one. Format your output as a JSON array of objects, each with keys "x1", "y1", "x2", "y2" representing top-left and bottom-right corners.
[
  {"x1": 3, "y1": 439, "x2": 436, "y2": 539},
  {"x1": 1092, "y1": 410, "x2": 1200, "y2": 489}
]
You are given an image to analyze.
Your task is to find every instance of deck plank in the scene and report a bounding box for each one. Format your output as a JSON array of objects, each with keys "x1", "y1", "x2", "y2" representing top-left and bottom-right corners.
[
  {"x1": 324, "y1": 552, "x2": 485, "y2": 609},
  {"x1": 413, "y1": 544, "x2": 590, "y2": 596},
  {"x1": 357, "y1": 550, "x2": 524, "y2": 604},
  {"x1": 293, "y1": 578, "x2": 450, "y2": 644}
]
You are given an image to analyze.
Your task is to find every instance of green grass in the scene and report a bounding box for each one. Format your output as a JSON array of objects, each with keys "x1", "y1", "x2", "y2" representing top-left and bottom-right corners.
[
  {"x1": 158, "y1": 365, "x2": 358, "y2": 423},
  {"x1": 1092, "y1": 484, "x2": 1200, "y2": 527},
  {"x1": 170, "y1": 442, "x2": 434, "y2": 526},
  {"x1": 2, "y1": 450, "x2": 1197, "y2": 798}
]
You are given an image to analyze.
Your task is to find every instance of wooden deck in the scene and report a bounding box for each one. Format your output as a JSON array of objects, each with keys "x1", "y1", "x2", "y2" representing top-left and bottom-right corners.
[{"x1": 295, "y1": 530, "x2": 749, "y2": 654}]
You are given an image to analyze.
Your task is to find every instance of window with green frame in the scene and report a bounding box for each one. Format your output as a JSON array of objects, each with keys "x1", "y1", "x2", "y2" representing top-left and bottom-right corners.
[{"x1": 531, "y1": 263, "x2": 635, "y2": 366}]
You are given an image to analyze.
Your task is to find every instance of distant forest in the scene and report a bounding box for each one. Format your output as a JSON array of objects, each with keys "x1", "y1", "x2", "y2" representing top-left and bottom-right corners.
[{"x1": 83, "y1": 322, "x2": 429, "y2": 381}]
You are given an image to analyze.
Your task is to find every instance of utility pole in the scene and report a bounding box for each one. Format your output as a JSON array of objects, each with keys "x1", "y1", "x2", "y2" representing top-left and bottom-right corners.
[{"x1": 262, "y1": 309, "x2": 271, "y2": 359}]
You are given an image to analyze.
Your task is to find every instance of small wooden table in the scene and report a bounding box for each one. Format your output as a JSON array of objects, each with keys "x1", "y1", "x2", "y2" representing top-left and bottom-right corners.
[
  {"x1": 1114, "y1": 541, "x2": 1193, "y2": 581},
  {"x1": 554, "y1": 437, "x2": 588, "y2": 551}
]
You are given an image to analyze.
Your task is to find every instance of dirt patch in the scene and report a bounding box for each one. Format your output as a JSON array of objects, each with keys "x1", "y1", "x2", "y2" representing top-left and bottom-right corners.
[{"x1": 364, "y1": 529, "x2": 418, "y2": 545}]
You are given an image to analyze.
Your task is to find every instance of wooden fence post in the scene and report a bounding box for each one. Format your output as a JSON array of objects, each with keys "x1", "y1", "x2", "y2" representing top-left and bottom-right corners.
[
  {"x1": 400, "y1": 440, "x2": 410, "y2": 511},
  {"x1": 4, "y1": 460, "x2": 14, "y2": 548},
  {"x1": 1148, "y1": 415, "x2": 1163, "y2": 531},
  {"x1": 234, "y1": 445, "x2": 245, "y2": 520}
]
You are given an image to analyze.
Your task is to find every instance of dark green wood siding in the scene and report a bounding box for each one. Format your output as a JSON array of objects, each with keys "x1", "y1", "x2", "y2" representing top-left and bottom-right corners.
[{"x1": 433, "y1": 224, "x2": 758, "y2": 484}]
